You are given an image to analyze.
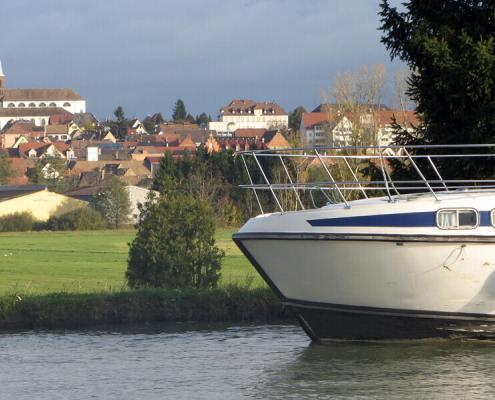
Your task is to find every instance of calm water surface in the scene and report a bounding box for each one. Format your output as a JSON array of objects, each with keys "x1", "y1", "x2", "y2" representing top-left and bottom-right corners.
[{"x1": 2, "y1": 323, "x2": 495, "y2": 399}]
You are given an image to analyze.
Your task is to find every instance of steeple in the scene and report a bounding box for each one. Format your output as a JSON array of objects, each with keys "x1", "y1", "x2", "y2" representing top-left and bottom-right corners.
[{"x1": 0, "y1": 60, "x2": 5, "y2": 92}]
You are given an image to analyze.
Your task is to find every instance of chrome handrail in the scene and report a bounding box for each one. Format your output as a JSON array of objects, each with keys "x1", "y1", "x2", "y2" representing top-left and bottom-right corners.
[{"x1": 236, "y1": 144, "x2": 495, "y2": 213}]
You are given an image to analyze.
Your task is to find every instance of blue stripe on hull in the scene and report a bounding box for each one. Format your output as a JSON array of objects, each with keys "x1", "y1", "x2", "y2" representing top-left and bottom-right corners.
[{"x1": 308, "y1": 211, "x2": 493, "y2": 228}]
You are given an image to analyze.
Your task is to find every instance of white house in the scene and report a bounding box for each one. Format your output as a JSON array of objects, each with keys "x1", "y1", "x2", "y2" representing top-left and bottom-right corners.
[
  {"x1": 125, "y1": 185, "x2": 158, "y2": 223},
  {"x1": 209, "y1": 99, "x2": 288, "y2": 135},
  {"x1": 0, "y1": 60, "x2": 86, "y2": 129},
  {"x1": 301, "y1": 109, "x2": 419, "y2": 148}
]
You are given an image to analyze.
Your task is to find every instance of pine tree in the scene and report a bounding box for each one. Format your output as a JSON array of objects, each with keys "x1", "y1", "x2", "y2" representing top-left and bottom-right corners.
[
  {"x1": 288, "y1": 106, "x2": 306, "y2": 130},
  {"x1": 112, "y1": 106, "x2": 129, "y2": 139},
  {"x1": 172, "y1": 99, "x2": 187, "y2": 122},
  {"x1": 195, "y1": 112, "x2": 211, "y2": 126},
  {"x1": 380, "y1": 0, "x2": 495, "y2": 179}
]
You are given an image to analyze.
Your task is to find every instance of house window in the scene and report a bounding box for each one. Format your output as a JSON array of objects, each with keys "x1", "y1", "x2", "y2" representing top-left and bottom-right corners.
[
  {"x1": 436, "y1": 209, "x2": 478, "y2": 229},
  {"x1": 18, "y1": 103, "x2": 26, "y2": 107},
  {"x1": 8, "y1": 103, "x2": 15, "y2": 107},
  {"x1": 49, "y1": 102, "x2": 57, "y2": 107},
  {"x1": 29, "y1": 103, "x2": 36, "y2": 107},
  {"x1": 63, "y1": 102, "x2": 71, "y2": 107},
  {"x1": 39, "y1": 103, "x2": 46, "y2": 107}
]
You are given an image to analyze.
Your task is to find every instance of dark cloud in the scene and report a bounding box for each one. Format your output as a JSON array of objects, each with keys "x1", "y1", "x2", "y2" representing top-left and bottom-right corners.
[{"x1": 1, "y1": 0, "x2": 404, "y2": 119}]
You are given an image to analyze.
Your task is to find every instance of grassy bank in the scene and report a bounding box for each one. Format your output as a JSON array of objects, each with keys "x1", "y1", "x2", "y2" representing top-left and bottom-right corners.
[
  {"x1": 0, "y1": 286, "x2": 290, "y2": 331},
  {"x1": 0, "y1": 228, "x2": 264, "y2": 295},
  {"x1": 0, "y1": 228, "x2": 286, "y2": 330}
]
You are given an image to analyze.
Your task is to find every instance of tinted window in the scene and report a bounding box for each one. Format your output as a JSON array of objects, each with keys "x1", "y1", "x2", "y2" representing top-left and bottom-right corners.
[
  {"x1": 458, "y1": 210, "x2": 477, "y2": 227},
  {"x1": 437, "y1": 209, "x2": 478, "y2": 229}
]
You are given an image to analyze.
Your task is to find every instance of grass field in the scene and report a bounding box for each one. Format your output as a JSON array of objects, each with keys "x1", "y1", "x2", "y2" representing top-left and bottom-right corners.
[{"x1": 0, "y1": 228, "x2": 263, "y2": 295}]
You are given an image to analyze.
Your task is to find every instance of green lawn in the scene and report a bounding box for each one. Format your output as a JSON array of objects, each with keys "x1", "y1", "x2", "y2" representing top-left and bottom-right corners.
[{"x1": 0, "y1": 228, "x2": 264, "y2": 295}]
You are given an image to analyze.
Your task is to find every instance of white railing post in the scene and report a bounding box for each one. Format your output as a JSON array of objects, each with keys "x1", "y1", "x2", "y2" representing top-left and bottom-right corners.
[
  {"x1": 252, "y1": 153, "x2": 284, "y2": 213},
  {"x1": 241, "y1": 154, "x2": 264, "y2": 214}
]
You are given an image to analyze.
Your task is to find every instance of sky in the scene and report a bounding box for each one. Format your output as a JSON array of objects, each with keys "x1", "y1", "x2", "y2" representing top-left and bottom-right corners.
[{"x1": 1, "y1": 0, "x2": 404, "y2": 120}]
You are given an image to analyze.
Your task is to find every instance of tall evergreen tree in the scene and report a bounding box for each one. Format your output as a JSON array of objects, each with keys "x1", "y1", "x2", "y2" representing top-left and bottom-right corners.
[
  {"x1": 112, "y1": 106, "x2": 129, "y2": 139},
  {"x1": 195, "y1": 112, "x2": 211, "y2": 126},
  {"x1": 380, "y1": 0, "x2": 495, "y2": 178},
  {"x1": 172, "y1": 99, "x2": 187, "y2": 122},
  {"x1": 289, "y1": 106, "x2": 306, "y2": 130}
]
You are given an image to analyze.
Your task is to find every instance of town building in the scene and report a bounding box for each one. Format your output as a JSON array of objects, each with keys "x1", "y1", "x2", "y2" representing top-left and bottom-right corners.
[
  {"x1": 301, "y1": 107, "x2": 418, "y2": 148},
  {"x1": 0, "y1": 60, "x2": 86, "y2": 129},
  {"x1": 208, "y1": 99, "x2": 288, "y2": 135},
  {"x1": 0, "y1": 185, "x2": 86, "y2": 221}
]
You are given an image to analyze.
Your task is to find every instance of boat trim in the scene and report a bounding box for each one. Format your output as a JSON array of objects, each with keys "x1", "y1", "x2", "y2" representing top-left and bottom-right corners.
[
  {"x1": 233, "y1": 231, "x2": 495, "y2": 243},
  {"x1": 284, "y1": 298, "x2": 495, "y2": 322}
]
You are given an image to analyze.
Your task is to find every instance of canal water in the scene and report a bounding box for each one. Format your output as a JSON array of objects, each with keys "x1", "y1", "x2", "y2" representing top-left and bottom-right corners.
[{"x1": 2, "y1": 323, "x2": 495, "y2": 399}]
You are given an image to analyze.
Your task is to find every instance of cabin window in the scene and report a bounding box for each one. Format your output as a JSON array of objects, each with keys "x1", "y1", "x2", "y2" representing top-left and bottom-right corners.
[
  {"x1": 436, "y1": 209, "x2": 478, "y2": 229},
  {"x1": 490, "y1": 210, "x2": 495, "y2": 227}
]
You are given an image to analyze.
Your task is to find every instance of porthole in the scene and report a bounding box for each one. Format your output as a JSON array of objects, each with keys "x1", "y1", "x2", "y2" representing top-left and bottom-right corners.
[{"x1": 436, "y1": 208, "x2": 479, "y2": 230}]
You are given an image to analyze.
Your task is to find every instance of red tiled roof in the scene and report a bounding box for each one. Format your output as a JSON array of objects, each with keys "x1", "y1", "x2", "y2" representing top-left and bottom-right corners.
[
  {"x1": 375, "y1": 110, "x2": 419, "y2": 128},
  {"x1": 45, "y1": 124, "x2": 68, "y2": 135},
  {"x1": 3, "y1": 88, "x2": 84, "y2": 101},
  {"x1": 234, "y1": 128, "x2": 266, "y2": 138},
  {"x1": 301, "y1": 112, "x2": 332, "y2": 129},
  {"x1": 220, "y1": 99, "x2": 287, "y2": 116}
]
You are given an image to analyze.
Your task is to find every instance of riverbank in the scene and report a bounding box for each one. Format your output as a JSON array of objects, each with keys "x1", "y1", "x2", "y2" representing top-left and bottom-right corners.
[
  {"x1": 0, "y1": 286, "x2": 292, "y2": 331},
  {"x1": 0, "y1": 228, "x2": 262, "y2": 295}
]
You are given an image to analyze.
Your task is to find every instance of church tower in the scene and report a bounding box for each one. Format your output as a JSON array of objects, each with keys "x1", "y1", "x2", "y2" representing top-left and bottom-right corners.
[{"x1": 0, "y1": 60, "x2": 5, "y2": 96}]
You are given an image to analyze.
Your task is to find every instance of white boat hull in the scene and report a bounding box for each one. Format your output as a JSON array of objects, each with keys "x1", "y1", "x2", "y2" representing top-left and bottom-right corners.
[
  {"x1": 235, "y1": 234, "x2": 495, "y2": 339},
  {"x1": 233, "y1": 192, "x2": 495, "y2": 339}
]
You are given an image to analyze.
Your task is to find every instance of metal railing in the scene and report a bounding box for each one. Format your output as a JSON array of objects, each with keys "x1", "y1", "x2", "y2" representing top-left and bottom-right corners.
[{"x1": 236, "y1": 144, "x2": 495, "y2": 213}]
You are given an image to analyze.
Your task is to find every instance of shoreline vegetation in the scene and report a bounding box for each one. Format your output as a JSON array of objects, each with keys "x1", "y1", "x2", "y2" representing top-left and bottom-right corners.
[
  {"x1": 0, "y1": 229, "x2": 293, "y2": 331},
  {"x1": 0, "y1": 287, "x2": 291, "y2": 331}
]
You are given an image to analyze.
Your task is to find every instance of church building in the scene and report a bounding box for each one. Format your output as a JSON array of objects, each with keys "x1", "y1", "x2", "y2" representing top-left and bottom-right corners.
[{"x1": 0, "y1": 60, "x2": 86, "y2": 129}]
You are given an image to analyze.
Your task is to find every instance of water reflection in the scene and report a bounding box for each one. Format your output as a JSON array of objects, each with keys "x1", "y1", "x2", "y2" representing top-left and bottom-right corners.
[{"x1": 1, "y1": 324, "x2": 495, "y2": 399}]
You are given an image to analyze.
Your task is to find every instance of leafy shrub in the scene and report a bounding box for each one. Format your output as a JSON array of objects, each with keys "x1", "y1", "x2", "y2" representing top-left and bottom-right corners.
[
  {"x1": 93, "y1": 176, "x2": 131, "y2": 228},
  {"x1": 45, "y1": 207, "x2": 105, "y2": 231},
  {"x1": 127, "y1": 193, "x2": 224, "y2": 289},
  {"x1": 0, "y1": 212, "x2": 37, "y2": 232}
]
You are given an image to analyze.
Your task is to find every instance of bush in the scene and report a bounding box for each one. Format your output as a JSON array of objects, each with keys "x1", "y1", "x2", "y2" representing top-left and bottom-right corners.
[
  {"x1": 0, "y1": 212, "x2": 37, "y2": 232},
  {"x1": 126, "y1": 193, "x2": 224, "y2": 289},
  {"x1": 45, "y1": 207, "x2": 105, "y2": 231},
  {"x1": 93, "y1": 177, "x2": 132, "y2": 228}
]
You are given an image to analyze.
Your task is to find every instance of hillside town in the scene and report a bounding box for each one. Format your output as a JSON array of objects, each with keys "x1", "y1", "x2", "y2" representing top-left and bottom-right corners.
[{"x1": 0, "y1": 59, "x2": 418, "y2": 220}]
